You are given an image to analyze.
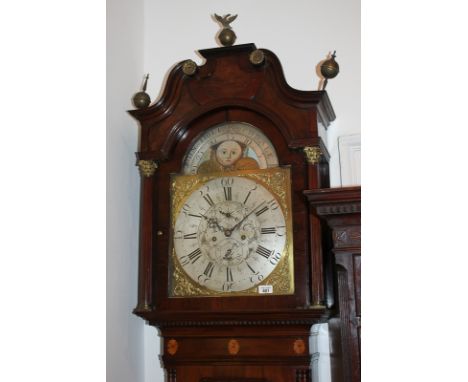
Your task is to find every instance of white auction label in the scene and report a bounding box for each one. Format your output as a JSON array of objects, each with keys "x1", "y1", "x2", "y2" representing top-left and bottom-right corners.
[{"x1": 258, "y1": 285, "x2": 273, "y2": 294}]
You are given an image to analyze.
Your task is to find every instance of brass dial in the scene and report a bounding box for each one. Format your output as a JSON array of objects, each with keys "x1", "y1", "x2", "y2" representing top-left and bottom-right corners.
[{"x1": 170, "y1": 168, "x2": 294, "y2": 297}]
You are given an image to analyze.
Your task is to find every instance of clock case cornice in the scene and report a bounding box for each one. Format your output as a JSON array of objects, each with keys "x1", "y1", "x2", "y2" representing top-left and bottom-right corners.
[
  {"x1": 128, "y1": 43, "x2": 335, "y2": 162},
  {"x1": 304, "y1": 187, "x2": 361, "y2": 215}
]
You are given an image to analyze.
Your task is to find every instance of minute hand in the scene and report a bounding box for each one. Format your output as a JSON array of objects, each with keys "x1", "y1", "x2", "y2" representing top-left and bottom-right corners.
[{"x1": 229, "y1": 201, "x2": 267, "y2": 232}]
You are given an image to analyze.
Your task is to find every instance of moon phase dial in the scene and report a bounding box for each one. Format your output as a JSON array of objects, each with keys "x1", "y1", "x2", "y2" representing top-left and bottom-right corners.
[{"x1": 182, "y1": 122, "x2": 279, "y2": 175}]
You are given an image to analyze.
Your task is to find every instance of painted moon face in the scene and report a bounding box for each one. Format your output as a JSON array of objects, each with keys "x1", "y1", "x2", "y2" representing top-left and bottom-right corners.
[{"x1": 215, "y1": 140, "x2": 243, "y2": 166}]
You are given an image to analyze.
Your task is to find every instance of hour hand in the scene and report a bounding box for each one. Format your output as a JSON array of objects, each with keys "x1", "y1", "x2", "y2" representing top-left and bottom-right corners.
[
  {"x1": 203, "y1": 215, "x2": 225, "y2": 233},
  {"x1": 218, "y1": 209, "x2": 230, "y2": 217},
  {"x1": 213, "y1": 219, "x2": 225, "y2": 232}
]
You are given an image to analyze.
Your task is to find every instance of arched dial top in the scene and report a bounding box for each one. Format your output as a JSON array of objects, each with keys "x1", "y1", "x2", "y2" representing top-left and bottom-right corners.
[
  {"x1": 170, "y1": 168, "x2": 294, "y2": 296},
  {"x1": 182, "y1": 122, "x2": 279, "y2": 175}
]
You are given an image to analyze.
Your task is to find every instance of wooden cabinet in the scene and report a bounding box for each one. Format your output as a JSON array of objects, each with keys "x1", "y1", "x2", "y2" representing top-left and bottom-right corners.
[
  {"x1": 128, "y1": 42, "x2": 340, "y2": 381},
  {"x1": 305, "y1": 187, "x2": 361, "y2": 382},
  {"x1": 161, "y1": 323, "x2": 318, "y2": 382}
]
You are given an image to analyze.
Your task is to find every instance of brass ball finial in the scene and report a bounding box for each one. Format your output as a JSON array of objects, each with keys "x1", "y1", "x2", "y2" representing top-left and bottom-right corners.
[
  {"x1": 214, "y1": 14, "x2": 238, "y2": 47},
  {"x1": 320, "y1": 51, "x2": 340, "y2": 90},
  {"x1": 132, "y1": 74, "x2": 151, "y2": 109},
  {"x1": 182, "y1": 60, "x2": 197, "y2": 76},
  {"x1": 249, "y1": 49, "x2": 265, "y2": 66}
]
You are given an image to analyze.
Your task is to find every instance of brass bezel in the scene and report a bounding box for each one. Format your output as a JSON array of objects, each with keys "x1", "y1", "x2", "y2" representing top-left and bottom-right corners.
[{"x1": 169, "y1": 167, "x2": 294, "y2": 297}]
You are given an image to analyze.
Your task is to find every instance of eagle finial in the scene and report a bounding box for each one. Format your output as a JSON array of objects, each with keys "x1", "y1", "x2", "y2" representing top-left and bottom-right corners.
[
  {"x1": 213, "y1": 13, "x2": 238, "y2": 46},
  {"x1": 214, "y1": 13, "x2": 237, "y2": 29}
]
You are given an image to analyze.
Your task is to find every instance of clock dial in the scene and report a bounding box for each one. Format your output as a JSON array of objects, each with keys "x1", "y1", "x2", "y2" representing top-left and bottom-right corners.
[
  {"x1": 172, "y1": 174, "x2": 288, "y2": 293},
  {"x1": 182, "y1": 122, "x2": 279, "y2": 174}
]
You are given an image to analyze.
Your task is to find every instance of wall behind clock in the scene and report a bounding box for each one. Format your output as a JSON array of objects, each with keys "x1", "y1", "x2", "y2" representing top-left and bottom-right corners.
[
  {"x1": 107, "y1": 0, "x2": 148, "y2": 381},
  {"x1": 144, "y1": 0, "x2": 361, "y2": 187},
  {"x1": 107, "y1": 1, "x2": 360, "y2": 382}
]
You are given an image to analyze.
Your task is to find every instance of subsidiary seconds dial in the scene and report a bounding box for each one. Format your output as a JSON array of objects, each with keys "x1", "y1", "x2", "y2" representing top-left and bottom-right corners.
[{"x1": 173, "y1": 176, "x2": 286, "y2": 293}]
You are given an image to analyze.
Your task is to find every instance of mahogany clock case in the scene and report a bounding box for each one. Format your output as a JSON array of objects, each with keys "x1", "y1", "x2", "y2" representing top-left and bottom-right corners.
[
  {"x1": 128, "y1": 43, "x2": 344, "y2": 382},
  {"x1": 129, "y1": 44, "x2": 335, "y2": 323}
]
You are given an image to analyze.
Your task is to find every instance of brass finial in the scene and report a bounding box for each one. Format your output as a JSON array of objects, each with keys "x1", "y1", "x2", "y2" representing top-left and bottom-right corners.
[
  {"x1": 320, "y1": 51, "x2": 340, "y2": 90},
  {"x1": 182, "y1": 60, "x2": 197, "y2": 76},
  {"x1": 214, "y1": 14, "x2": 237, "y2": 47},
  {"x1": 249, "y1": 49, "x2": 265, "y2": 66},
  {"x1": 132, "y1": 74, "x2": 151, "y2": 109}
]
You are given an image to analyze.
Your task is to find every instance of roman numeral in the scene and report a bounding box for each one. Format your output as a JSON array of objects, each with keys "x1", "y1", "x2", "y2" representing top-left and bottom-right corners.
[
  {"x1": 187, "y1": 248, "x2": 202, "y2": 263},
  {"x1": 226, "y1": 267, "x2": 234, "y2": 282},
  {"x1": 261, "y1": 227, "x2": 276, "y2": 235},
  {"x1": 224, "y1": 187, "x2": 232, "y2": 201},
  {"x1": 255, "y1": 206, "x2": 269, "y2": 217},
  {"x1": 203, "y1": 262, "x2": 215, "y2": 278},
  {"x1": 183, "y1": 232, "x2": 197, "y2": 239},
  {"x1": 203, "y1": 194, "x2": 214, "y2": 206},
  {"x1": 256, "y1": 245, "x2": 273, "y2": 259},
  {"x1": 188, "y1": 213, "x2": 202, "y2": 219}
]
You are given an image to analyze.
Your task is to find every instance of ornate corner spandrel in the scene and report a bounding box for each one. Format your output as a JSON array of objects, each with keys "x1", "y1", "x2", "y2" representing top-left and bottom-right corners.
[
  {"x1": 138, "y1": 159, "x2": 158, "y2": 178},
  {"x1": 303, "y1": 146, "x2": 322, "y2": 165}
]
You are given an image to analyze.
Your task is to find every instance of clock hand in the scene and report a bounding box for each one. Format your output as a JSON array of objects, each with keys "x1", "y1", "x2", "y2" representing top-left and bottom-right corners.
[
  {"x1": 237, "y1": 201, "x2": 266, "y2": 226},
  {"x1": 218, "y1": 209, "x2": 231, "y2": 218},
  {"x1": 214, "y1": 219, "x2": 225, "y2": 233},
  {"x1": 224, "y1": 201, "x2": 266, "y2": 236},
  {"x1": 201, "y1": 213, "x2": 225, "y2": 233},
  {"x1": 232, "y1": 206, "x2": 246, "y2": 215},
  {"x1": 218, "y1": 206, "x2": 245, "y2": 220}
]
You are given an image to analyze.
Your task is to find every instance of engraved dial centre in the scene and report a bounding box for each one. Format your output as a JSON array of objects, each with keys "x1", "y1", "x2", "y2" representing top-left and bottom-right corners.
[{"x1": 199, "y1": 200, "x2": 260, "y2": 267}]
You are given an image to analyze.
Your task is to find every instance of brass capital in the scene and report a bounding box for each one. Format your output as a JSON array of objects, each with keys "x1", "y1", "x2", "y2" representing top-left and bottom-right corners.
[
  {"x1": 134, "y1": 302, "x2": 152, "y2": 313},
  {"x1": 303, "y1": 146, "x2": 322, "y2": 165},
  {"x1": 138, "y1": 160, "x2": 158, "y2": 178}
]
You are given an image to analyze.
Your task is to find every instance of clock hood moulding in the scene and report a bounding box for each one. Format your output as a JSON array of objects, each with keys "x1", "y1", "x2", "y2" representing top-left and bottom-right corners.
[{"x1": 128, "y1": 43, "x2": 335, "y2": 163}]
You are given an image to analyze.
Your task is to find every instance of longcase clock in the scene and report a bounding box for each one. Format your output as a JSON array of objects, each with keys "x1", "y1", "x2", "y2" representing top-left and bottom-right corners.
[{"x1": 129, "y1": 41, "x2": 336, "y2": 382}]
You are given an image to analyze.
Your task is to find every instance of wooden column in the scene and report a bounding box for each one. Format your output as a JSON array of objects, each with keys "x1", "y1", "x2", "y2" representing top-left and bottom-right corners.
[
  {"x1": 134, "y1": 159, "x2": 158, "y2": 313},
  {"x1": 303, "y1": 146, "x2": 325, "y2": 307}
]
